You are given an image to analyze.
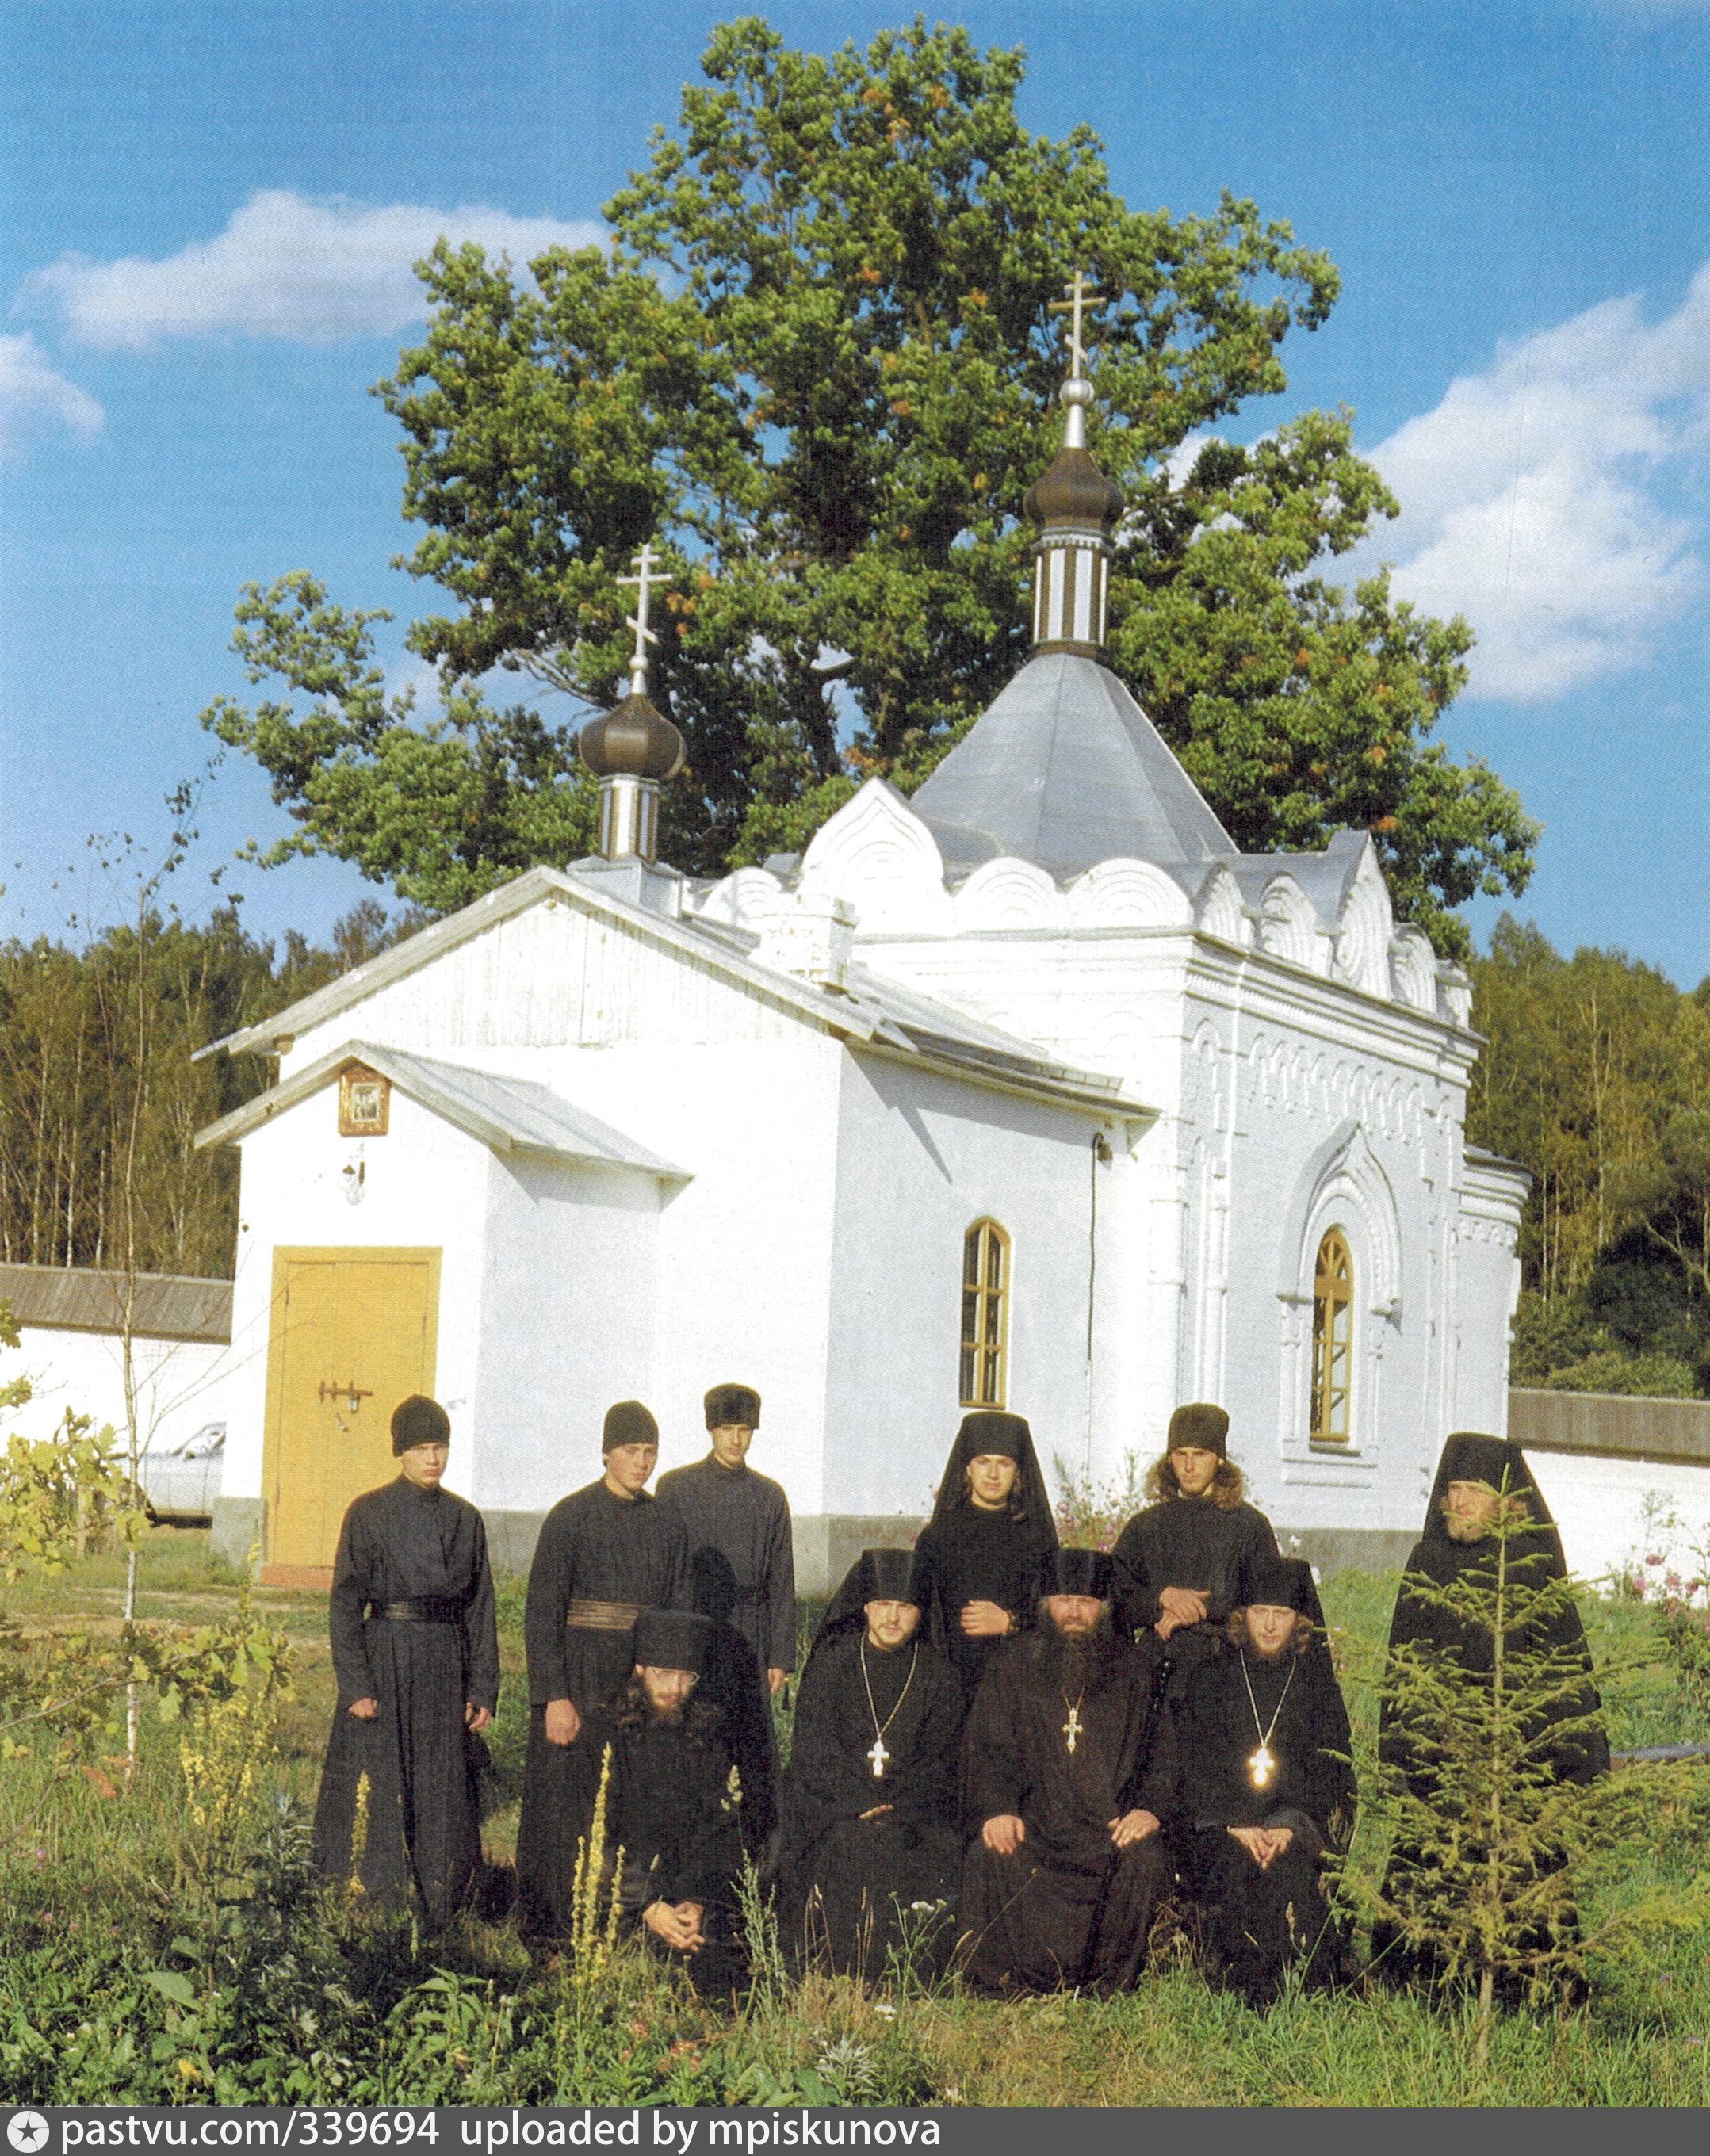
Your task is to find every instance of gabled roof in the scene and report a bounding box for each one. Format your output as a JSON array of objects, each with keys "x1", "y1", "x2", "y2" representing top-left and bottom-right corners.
[
  {"x1": 0, "y1": 1263, "x2": 232, "y2": 1344},
  {"x1": 197, "y1": 866, "x2": 1153, "y2": 1124},
  {"x1": 910, "y1": 650, "x2": 1236, "y2": 882},
  {"x1": 194, "y1": 1040, "x2": 693, "y2": 1182}
]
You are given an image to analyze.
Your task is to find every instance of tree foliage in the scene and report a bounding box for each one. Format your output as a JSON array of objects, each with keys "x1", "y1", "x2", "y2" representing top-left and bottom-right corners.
[
  {"x1": 1470, "y1": 917, "x2": 1710, "y2": 1392},
  {"x1": 203, "y1": 14, "x2": 1535, "y2": 951},
  {"x1": 0, "y1": 896, "x2": 418, "y2": 1278}
]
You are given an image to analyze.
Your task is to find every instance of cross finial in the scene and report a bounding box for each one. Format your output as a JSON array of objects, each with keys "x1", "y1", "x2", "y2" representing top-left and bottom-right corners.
[
  {"x1": 1049, "y1": 269, "x2": 1102, "y2": 382},
  {"x1": 617, "y1": 540, "x2": 667, "y2": 697}
]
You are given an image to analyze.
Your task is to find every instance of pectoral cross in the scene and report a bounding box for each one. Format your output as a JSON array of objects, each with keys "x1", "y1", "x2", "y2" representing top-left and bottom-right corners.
[
  {"x1": 866, "y1": 1734, "x2": 890, "y2": 1778},
  {"x1": 1062, "y1": 1703, "x2": 1084, "y2": 1756},
  {"x1": 1049, "y1": 269, "x2": 1102, "y2": 379},
  {"x1": 1247, "y1": 1742, "x2": 1276, "y2": 1791},
  {"x1": 617, "y1": 540, "x2": 664, "y2": 695}
]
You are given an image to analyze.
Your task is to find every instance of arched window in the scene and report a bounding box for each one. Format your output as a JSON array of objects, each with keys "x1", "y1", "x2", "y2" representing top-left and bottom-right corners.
[
  {"x1": 1310, "y1": 1228, "x2": 1353, "y2": 1441},
  {"x1": 960, "y1": 1219, "x2": 1010, "y2": 1408}
]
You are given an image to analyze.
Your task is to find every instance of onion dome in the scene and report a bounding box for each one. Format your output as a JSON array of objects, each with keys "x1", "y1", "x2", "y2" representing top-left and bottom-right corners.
[
  {"x1": 1026, "y1": 308, "x2": 1124, "y2": 655},
  {"x1": 1024, "y1": 388, "x2": 1125, "y2": 536},
  {"x1": 578, "y1": 540, "x2": 686, "y2": 864},
  {"x1": 577, "y1": 691, "x2": 685, "y2": 784}
]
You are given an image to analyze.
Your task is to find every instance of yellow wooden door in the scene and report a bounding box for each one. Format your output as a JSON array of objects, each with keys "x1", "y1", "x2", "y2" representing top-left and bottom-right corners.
[{"x1": 262, "y1": 1246, "x2": 442, "y2": 1585}]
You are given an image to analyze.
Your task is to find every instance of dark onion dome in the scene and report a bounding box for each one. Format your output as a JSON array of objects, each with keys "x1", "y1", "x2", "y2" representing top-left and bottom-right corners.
[
  {"x1": 1023, "y1": 443, "x2": 1125, "y2": 534},
  {"x1": 577, "y1": 690, "x2": 686, "y2": 782}
]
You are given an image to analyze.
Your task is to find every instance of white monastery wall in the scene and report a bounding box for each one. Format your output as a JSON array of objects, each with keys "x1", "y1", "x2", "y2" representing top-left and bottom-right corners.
[
  {"x1": 819, "y1": 1050, "x2": 1120, "y2": 1520},
  {"x1": 4, "y1": 1321, "x2": 231, "y2": 1454},
  {"x1": 471, "y1": 1153, "x2": 664, "y2": 1515},
  {"x1": 1525, "y1": 1447, "x2": 1710, "y2": 1592}
]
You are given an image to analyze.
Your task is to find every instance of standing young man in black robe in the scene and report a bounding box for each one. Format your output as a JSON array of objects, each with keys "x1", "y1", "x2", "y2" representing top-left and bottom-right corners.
[
  {"x1": 1111, "y1": 1402, "x2": 1279, "y2": 1688},
  {"x1": 312, "y1": 1394, "x2": 499, "y2": 1929},
  {"x1": 909, "y1": 1410, "x2": 1058, "y2": 1711},
  {"x1": 1173, "y1": 1552, "x2": 1356, "y2": 2007},
  {"x1": 1374, "y1": 1430, "x2": 1609, "y2": 1989},
  {"x1": 958, "y1": 1548, "x2": 1177, "y2": 1996},
  {"x1": 772, "y1": 1548, "x2": 963, "y2": 1982},
  {"x1": 656, "y1": 1382, "x2": 792, "y2": 1853},
  {"x1": 516, "y1": 1400, "x2": 690, "y2": 1944},
  {"x1": 560, "y1": 1608, "x2": 746, "y2": 1997}
]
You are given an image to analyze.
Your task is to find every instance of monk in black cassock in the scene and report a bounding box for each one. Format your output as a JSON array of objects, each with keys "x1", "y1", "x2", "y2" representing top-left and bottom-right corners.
[
  {"x1": 682, "y1": 1546, "x2": 779, "y2": 1861},
  {"x1": 656, "y1": 1382, "x2": 792, "y2": 1850},
  {"x1": 1173, "y1": 1551, "x2": 1356, "y2": 2008},
  {"x1": 1111, "y1": 1402, "x2": 1279, "y2": 1692},
  {"x1": 562, "y1": 1609, "x2": 747, "y2": 1997},
  {"x1": 771, "y1": 1547, "x2": 963, "y2": 1983},
  {"x1": 958, "y1": 1547, "x2": 1177, "y2": 1996},
  {"x1": 515, "y1": 1400, "x2": 690, "y2": 1944},
  {"x1": 312, "y1": 1394, "x2": 499, "y2": 1929},
  {"x1": 909, "y1": 1409, "x2": 1058, "y2": 1711},
  {"x1": 1373, "y1": 1430, "x2": 1609, "y2": 1991}
]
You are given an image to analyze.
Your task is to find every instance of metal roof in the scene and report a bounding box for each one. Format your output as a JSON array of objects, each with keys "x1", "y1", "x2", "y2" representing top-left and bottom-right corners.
[
  {"x1": 195, "y1": 1041, "x2": 694, "y2": 1182},
  {"x1": 0, "y1": 1263, "x2": 232, "y2": 1344},
  {"x1": 910, "y1": 650, "x2": 1236, "y2": 882}
]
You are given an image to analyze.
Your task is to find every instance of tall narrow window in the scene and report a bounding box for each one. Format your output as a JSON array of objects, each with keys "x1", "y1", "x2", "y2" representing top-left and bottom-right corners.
[
  {"x1": 1310, "y1": 1228, "x2": 1353, "y2": 1441},
  {"x1": 960, "y1": 1219, "x2": 1010, "y2": 1408}
]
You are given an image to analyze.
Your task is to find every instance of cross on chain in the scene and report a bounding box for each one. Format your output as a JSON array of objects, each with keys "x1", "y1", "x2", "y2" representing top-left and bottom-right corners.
[
  {"x1": 866, "y1": 1733, "x2": 890, "y2": 1777},
  {"x1": 617, "y1": 541, "x2": 664, "y2": 689},
  {"x1": 1062, "y1": 1702, "x2": 1084, "y2": 1755},
  {"x1": 1049, "y1": 270, "x2": 1102, "y2": 379}
]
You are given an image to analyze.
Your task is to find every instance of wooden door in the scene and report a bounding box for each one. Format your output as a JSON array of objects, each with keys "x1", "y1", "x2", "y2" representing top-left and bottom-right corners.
[{"x1": 261, "y1": 1246, "x2": 442, "y2": 1585}]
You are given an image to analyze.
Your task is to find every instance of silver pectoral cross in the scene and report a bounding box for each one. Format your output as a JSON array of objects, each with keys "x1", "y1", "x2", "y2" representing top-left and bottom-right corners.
[
  {"x1": 866, "y1": 1734, "x2": 890, "y2": 1778},
  {"x1": 1062, "y1": 1704, "x2": 1083, "y2": 1755}
]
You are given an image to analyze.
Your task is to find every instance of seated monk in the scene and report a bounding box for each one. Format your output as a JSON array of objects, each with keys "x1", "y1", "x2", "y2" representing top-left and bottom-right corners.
[
  {"x1": 957, "y1": 1546, "x2": 1177, "y2": 1997},
  {"x1": 559, "y1": 1608, "x2": 746, "y2": 1997},
  {"x1": 1173, "y1": 1551, "x2": 1356, "y2": 2009},
  {"x1": 771, "y1": 1547, "x2": 963, "y2": 1983}
]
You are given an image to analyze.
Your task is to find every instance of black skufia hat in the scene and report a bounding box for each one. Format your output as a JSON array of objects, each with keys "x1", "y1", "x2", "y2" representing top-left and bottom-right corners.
[
  {"x1": 1237, "y1": 1550, "x2": 1318, "y2": 1616},
  {"x1": 603, "y1": 1399, "x2": 659, "y2": 1453},
  {"x1": 633, "y1": 1607, "x2": 713, "y2": 1675},
  {"x1": 1167, "y1": 1401, "x2": 1230, "y2": 1458},
  {"x1": 392, "y1": 1394, "x2": 450, "y2": 1455},
  {"x1": 706, "y1": 1383, "x2": 761, "y2": 1431},
  {"x1": 1047, "y1": 1546, "x2": 1114, "y2": 1600}
]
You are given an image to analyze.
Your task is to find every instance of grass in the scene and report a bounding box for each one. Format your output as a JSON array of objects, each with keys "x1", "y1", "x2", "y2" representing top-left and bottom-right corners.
[{"x1": 2, "y1": 1529, "x2": 1708, "y2": 2106}]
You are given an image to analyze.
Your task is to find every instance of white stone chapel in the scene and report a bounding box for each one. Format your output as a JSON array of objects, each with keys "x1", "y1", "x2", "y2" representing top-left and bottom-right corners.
[{"x1": 199, "y1": 315, "x2": 1525, "y2": 1589}]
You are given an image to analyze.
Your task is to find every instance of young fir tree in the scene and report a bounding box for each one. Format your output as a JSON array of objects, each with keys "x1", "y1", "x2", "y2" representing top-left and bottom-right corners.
[{"x1": 1358, "y1": 1471, "x2": 1707, "y2": 2062}]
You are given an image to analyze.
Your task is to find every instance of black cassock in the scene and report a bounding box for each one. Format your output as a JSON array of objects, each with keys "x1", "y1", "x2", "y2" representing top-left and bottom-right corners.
[
  {"x1": 1174, "y1": 1638, "x2": 1356, "y2": 2004},
  {"x1": 771, "y1": 1630, "x2": 963, "y2": 1982},
  {"x1": 565, "y1": 1695, "x2": 747, "y2": 1997},
  {"x1": 655, "y1": 1457, "x2": 798, "y2": 1675},
  {"x1": 911, "y1": 1506, "x2": 1054, "y2": 1711},
  {"x1": 1375, "y1": 1445, "x2": 1609, "y2": 1990},
  {"x1": 958, "y1": 1629, "x2": 1177, "y2": 1995},
  {"x1": 311, "y1": 1476, "x2": 499, "y2": 1928},
  {"x1": 1111, "y1": 1495, "x2": 1278, "y2": 1684},
  {"x1": 515, "y1": 1480, "x2": 689, "y2": 1941}
]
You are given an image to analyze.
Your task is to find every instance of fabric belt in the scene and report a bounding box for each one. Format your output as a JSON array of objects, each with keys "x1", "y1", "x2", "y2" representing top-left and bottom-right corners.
[
  {"x1": 565, "y1": 1598, "x2": 644, "y2": 1631},
  {"x1": 367, "y1": 1596, "x2": 465, "y2": 1624}
]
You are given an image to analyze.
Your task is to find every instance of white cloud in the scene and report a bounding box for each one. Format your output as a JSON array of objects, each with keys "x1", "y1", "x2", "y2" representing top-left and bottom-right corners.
[
  {"x1": 0, "y1": 332, "x2": 104, "y2": 460},
  {"x1": 21, "y1": 189, "x2": 606, "y2": 352},
  {"x1": 1364, "y1": 264, "x2": 1710, "y2": 701}
]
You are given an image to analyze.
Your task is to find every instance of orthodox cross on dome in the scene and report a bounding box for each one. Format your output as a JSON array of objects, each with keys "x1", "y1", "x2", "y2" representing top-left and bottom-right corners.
[
  {"x1": 1047, "y1": 270, "x2": 1103, "y2": 452},
  {"x1": 617, "y1": 540, "x2": 665, "y2": 697},
  {"x1": 1049, "y1": 268, "x2": 1102, "y2": 382}
]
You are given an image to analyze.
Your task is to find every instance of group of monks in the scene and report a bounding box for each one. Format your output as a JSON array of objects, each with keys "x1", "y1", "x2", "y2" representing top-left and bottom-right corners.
[{"x1": 311, "y1": 1387, "x2": 1608, "y2": 2010}]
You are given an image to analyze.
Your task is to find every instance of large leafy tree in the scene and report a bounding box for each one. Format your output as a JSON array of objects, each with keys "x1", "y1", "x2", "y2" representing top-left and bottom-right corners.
[{"x1": 205, "y1": 13, "x2": 1536, "y2": 950}]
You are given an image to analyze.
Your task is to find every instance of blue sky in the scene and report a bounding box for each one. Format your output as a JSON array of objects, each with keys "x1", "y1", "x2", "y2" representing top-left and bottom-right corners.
[{"x1": 2, "y1": 0, "x2": 1708, "y2": 985}]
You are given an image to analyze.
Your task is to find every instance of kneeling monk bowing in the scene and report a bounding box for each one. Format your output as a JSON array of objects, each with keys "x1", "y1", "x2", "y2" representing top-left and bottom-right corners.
[
  {"x1": 958, "y1": 1546, "x2": 1177, "y2": 1995},
  {"x1": 560, "y1": 1608, "x2": 747, "y2": 1997}
]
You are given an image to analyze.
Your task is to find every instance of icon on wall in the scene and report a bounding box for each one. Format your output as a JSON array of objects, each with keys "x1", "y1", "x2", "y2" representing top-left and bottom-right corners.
[{"x1": 338, "y1": 1064, "x2": 390, "y2": 1138}]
